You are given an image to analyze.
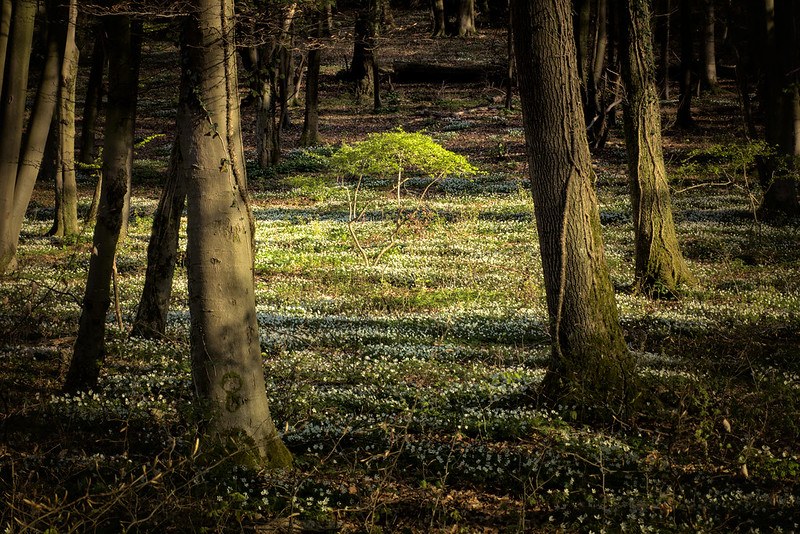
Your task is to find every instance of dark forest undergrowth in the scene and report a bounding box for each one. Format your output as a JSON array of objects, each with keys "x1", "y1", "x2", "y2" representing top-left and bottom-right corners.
[{"x1": 2, "y1": 12, "x2": 800, "y2": 533}]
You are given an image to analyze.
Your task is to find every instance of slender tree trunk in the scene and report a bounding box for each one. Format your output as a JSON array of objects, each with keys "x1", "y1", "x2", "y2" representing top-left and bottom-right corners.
[
  {"x1": 677, "y1": 0, "x2": 694, "y2": 128},
  {"x1": 619, "y1": 0, "x2": 692, "y2": 295},
  {"x1": 511, "y1": 0, "x2": 633, "y2": 413},
  {"x1": 179, "y1": 0, "x2": 291, "y2": 468},
  {"x1": 700, "y1": 0, "x2": 717, "y2": 91},
  {"x1": 300, "y1": 14, "x2": 323, "y2": 146},
  {"x1": 64, "y1": 14, "x2": 140, "y2": 393},
  {"x1": 131, "y1": 140, "x2": 186, "y2": 339},
  {"x1": 505, "y1": 0, "x2": 514, "y2": 110},
  {"x1": 51, "y1": 0, "x2": 79, "y2": 238},
  {"x1": 655, "y1": 0, "x2": 671, "y2": 99},
  {"x1": 79, "y1": 24, "x2": 105, "y2": 165},
  {"x1": 585, "y1": 0, "x2": 608, "y2": 144}
]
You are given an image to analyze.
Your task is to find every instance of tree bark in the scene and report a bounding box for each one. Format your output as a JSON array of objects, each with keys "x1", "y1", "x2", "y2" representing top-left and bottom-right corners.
[
  {"x1": 677, "y1": 0, "x2": 694, "y2": 128},
  {"x1": 64, "y1": 14, "x2": 140, "y2": 393},
  {"x1": 300, "y1": 13, "x2": 323, "y2": 146},
  {"x1": 131, "y1": 139, "x2": 185, "y2": 339},
  {"x1": 431, "y1": 0, "x2": 445, "y2": 36},
  {"x1": 456, "y1": 0, "x2": 476, "y2": 37},
  {"x1": 0, "y1": 0, "x2": 12, "y2": 95},
  {"x1": 619, "y1": 0, "x2": 693, "y2": 295},
  {"x1": 50, "y1": 0, "x2": 79, "y2": 239},
  {"x1": 79, "y1": 24, "x2": 105, "y2": 165},
  {"x1": 352, "y1": 9, "x2": 375, "y2": 101},
  {"x1": 700, "y1": 0, "x2": 717, "y2": 91},
  {"x1": 655, "y1": 0, "x2": 671, "y2": 99},
  {"x1": 758, "y1": 0, "x2": 800, "y2": 217},
  {"x1": 179, "y1": 0, "x2": 291, "y2": 468},
  {"x1": 511, "y1": 0, "x2": 634, "y2": 413}
]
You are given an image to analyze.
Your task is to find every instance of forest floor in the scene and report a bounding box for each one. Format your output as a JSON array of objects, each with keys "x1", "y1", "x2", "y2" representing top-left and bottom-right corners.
[{"x1": 2, "y1": 10, "x2": 800, "y2": 533}]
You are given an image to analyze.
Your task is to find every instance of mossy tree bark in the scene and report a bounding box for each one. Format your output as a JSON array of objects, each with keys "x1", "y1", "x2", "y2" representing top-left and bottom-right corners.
[
  {"x1": 64, "y1": 14, "x2": 140, "y2": 393},
  {"x1": 179, "y1": 0, "x2": 291, "y2": 468},
  {"x1": 131, "y1": 139, "x2": 185, "y2": 339},
  {"x1": 511, "y1": 0, "x2": 634, "y2": 414},
  {"x1": 619, "y1": 0, "x2": 693, "y2": 295},
  {"x1": 0, "y1": 0, "x2": 61, "y2": 273}
]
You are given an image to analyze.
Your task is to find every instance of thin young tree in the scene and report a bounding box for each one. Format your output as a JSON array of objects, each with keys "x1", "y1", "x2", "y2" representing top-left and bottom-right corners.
[
  {"x1": 179, "y1": 0, "x2": 291, "y2": 466},
  {"x1": 618, "y1": 0, "x2": 693, "y2": 295},
  {"x1": 511, "y1": 0, "x2": 634, "y2": 413},
  {"x1": 130, "y1": 139, "x2": 186, "y2": 339},
  {"x1": 64, "y1": 14, "x2": 140, "y2": 392},
  {"x1": 676, "y1": 0, "x2": 694, "y2": 128}
]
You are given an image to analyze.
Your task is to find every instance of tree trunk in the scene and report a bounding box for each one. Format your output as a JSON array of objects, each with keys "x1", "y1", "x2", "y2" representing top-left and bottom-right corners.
[
  {"x1": 352, "y1": 10, "x2": 375, "y2": 101},
  {"x1": 655, "y1": 0, "x2": 671, "y2": 99},
  {"x1": 300, "y1": 14, "x2": 323, "y2": 146},
  {"x1": 677, "y1": 0, "x2": 694, "y2": 128},
  {"x1": 511, "y1": 0, "x2": 634, "y2": 414},
  {"x1": 619, "y1": 0, "x2": 693, "y2": 295},
  {"x1": 51, "y1": 0, "x2": 79, "y2": 239},
  {"x1": 64, "y1": 14, "x2": 140, "y2": 393},
  {"x1": 79, "y1": 24, "x2": 105, "y2": 165},
  {"x1": 573, "y1": 0, "x2": 591, "y2": 100},
  {"x1": 700, "y1": 0, "x2": 717, "y2": 91},
  {"x1": 758, "y1": 0, "x2": 800, "y2": 217},
  {"x1": 0, "y1": 0, "x2": 63, "y2": 273},
  {"x1": 431, "y1": 0, "x2": 446, "y2": 36},
  {"x1": 179, "y1": 0, "x2": 291, "y2": 468},
  {"x1": 585, "y1": 0, "x2": 608, "y2": 145},
  {"x1": 0, "y1": 0, "x2": 12, "y2": 94},
  {"x1": 131, "y1": 139, "x2": 185, "y2": 339},
  {"x1": 456, "y1": 0, "x2": 476, "y2": 37}
]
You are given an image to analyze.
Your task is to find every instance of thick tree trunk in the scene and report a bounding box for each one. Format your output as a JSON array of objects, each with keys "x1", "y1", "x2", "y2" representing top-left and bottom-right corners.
[
  {"x1": 131, "y1": 140, "x2": 185, "y2": 339},
  {"x1": 511, "y1": 0, "x2": 633, "y2": 413},
  {"x1": 619, "y1": 0, "x2": 692, "y2": 295},
  {"x1": 64, "y1": 14, "x2": 139, "y2": 393},
  {"x1": 352, "y1": 10, "x2": 375, "y2": 101},
  {"x1": 758, "y1": 0, "x2": 800, "y2": 217},
  {"x1": 700, "y1": 0, "x2": 717, "y2": 91},
  {"x1": 180, "y1": 0, "x2": 291, "y2": 468},
  {"x1": 677, "y1": 0, "x2": 694, "y2": 128},
  {"x1": 456, "y1": 0, "x2": 476, "y2": 37},
  {"x1": 79, "y1": 25, "x2": 105, "y2": 165}
]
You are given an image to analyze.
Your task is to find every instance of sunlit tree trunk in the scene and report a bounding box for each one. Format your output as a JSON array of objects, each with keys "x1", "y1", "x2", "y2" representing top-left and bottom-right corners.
[
  {"x1": 180, "y1": 0, "x2": 291, "y2": 467},
  {"x1": 511, "y1": 0, "x2": 634, "y2": 413},
  {"x1": 300, "y1": 12, "x2": 323, "y2": 146},
  {"x1": 0, "y1": 0, "x2": 61, "y2": 273},
  {"x1": 619, "y1": 0, "x2": 693, "y2": 295},
  {"x1": 49, "y1": 0, "x2": 79, "y2": 238},
  {"x1": 64, "y1": 14, "x2": 140, "y2": 393},
  {"x1": 131, "y1": 139, "x2": 185, "y2": 339}
]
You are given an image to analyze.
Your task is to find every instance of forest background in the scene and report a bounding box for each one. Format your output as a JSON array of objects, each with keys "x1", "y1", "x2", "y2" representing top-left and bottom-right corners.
[{"x1": 1, "y1": 0, "x2": 799, "y2": 531}]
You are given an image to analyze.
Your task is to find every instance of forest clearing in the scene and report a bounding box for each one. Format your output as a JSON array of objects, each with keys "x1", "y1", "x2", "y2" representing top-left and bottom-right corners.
[{"x1": 1, "y1": 1, "x2": 799, "y2": 532}]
